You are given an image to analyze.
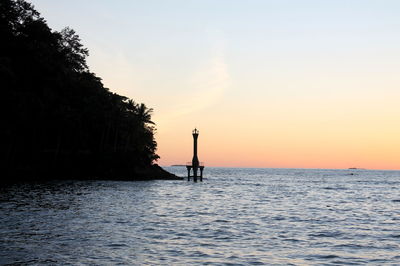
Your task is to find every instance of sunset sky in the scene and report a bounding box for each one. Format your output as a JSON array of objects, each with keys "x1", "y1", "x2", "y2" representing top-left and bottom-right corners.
[{"x1": 31, "y1": 0, "x2": 400, "y2": 170}]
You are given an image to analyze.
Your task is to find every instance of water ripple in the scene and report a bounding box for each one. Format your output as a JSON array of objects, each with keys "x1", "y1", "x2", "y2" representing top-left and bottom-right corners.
[{"x1": 1, "y1": 168, "x2": 400, "y2": 264}]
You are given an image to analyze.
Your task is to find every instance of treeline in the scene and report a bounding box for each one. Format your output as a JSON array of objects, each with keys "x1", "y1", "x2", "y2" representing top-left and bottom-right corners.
[{"x1": 1, "y1": 0, "x2": 167, "y2": 181}]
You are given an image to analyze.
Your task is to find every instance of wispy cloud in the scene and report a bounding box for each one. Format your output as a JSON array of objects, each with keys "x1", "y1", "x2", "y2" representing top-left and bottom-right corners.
[{"x1": 155, "y1": 48, "x2": 230, "y2": 122}]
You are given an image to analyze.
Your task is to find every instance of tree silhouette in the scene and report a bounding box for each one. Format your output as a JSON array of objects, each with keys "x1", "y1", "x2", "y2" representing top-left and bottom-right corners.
[{"x1": 1, "y1": 0, "x2": 169, "y2": 181}]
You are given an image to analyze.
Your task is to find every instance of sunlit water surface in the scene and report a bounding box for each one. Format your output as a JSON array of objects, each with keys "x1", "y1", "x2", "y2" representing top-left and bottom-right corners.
[{"x1": 1, "y1": 168, "x2": 400, "y2": 265}]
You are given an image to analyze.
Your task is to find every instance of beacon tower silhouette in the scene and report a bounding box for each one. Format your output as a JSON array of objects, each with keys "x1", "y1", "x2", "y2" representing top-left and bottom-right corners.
[{"x1": 186, "y1": 128, "x2": 204, "y2": 182}]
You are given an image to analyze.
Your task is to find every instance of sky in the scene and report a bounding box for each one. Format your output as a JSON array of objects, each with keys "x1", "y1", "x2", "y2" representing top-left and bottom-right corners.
[{"x1": 30, "y1": 0, "x2": 400, "y2": 170}]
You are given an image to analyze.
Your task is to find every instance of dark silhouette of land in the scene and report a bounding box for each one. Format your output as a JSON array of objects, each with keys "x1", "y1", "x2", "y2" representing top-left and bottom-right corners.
[{"x1": 1, "y1": 0, "x2": 180, "y2": 182}]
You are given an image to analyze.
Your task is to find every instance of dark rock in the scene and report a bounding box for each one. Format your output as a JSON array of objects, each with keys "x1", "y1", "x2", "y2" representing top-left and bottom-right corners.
[{"x1": 132, "y1": 164, "x2": 183, "y2": 181}]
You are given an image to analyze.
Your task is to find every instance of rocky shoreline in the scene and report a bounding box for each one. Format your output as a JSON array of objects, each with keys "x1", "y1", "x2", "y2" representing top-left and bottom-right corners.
[
  {"x1": 131, "y1": 164, "x2": 183, "y2": 181},
  {"x1": 2, "y1": 164, "x2": 182, "y2": 185}
]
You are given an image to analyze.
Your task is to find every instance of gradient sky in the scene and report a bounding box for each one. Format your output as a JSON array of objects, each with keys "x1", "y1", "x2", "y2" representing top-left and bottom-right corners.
[{"x1": 31, "y1": 0, "x2": 400, "y2": 169}]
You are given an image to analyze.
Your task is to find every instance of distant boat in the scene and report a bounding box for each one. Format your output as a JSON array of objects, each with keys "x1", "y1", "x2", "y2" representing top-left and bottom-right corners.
[
  {"x1": 348, "y1": 167, "x2": 365, "y2": 170},
  {"x1": 171, "y1": 164, "x2": 186, "y2": 167}
]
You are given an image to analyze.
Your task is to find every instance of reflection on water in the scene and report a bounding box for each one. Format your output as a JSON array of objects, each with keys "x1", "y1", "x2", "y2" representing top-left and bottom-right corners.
[{"x1": 1, "y1": 168, "x2": 400, "y2": 264}]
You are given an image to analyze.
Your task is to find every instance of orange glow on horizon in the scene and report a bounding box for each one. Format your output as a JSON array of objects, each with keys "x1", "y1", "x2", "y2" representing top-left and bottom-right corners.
[{"x1": 154, "y1": 99, "x2": 400, "y2": 171}]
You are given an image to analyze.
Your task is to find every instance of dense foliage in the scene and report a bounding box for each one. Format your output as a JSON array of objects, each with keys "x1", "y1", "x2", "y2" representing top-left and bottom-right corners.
[{"x1": 1, "y1": 0, "x2": 161, "y2": 180}]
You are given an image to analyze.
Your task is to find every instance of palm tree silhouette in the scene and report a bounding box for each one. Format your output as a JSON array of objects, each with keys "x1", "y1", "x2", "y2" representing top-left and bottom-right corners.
[{"x1": 136, "y1": 103, "x2": 155, "y2": 125}]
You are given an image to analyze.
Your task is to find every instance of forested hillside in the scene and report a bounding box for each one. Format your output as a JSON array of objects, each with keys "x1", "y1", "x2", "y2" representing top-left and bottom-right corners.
[{"x1": 1, "y1": 0, "x2": 175, "y2": 181}]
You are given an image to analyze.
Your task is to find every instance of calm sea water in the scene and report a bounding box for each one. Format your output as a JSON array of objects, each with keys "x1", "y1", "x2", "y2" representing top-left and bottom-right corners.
[{"x1": 1, "y1": 168, "x2": 399, "y2": 265}]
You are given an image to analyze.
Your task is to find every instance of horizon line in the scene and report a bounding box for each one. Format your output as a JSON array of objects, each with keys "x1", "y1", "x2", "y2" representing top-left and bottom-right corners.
[{"x1": 162, "y1": 165, "x2": 400, "y2": 171}]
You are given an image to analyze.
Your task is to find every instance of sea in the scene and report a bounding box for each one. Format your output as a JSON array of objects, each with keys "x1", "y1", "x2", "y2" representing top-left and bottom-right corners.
[{"x1": 1, "y1": 167, "x2": 399, "y2": 265}]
